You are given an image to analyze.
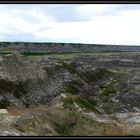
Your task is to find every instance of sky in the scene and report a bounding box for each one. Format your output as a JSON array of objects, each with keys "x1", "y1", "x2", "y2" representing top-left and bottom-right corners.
[{"x1": 0, "y1": 4, "x2": 140, "y2": 45}]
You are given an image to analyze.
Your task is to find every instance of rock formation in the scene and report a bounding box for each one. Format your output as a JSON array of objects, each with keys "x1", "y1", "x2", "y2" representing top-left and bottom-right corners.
[{"x1": 0, "y1": 43, "x2": 139, "y2": 136}]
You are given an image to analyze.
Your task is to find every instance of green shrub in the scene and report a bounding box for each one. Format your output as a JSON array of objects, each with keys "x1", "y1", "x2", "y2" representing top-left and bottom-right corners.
[
  {"x1": 74, "y1": 96, "x2": 99, "y2": 113},
  {"x1": 77, "y1": 68, "x2": 111, "y2": 83},
  {"x1": 0, "y1": 79, "x2": 28, "y2": 98},
  {"x1": 62, "y1": 62, "x2": 77, "y2": 74},
  {"x1": 102, "y1": 101, "x2": 121, "y2": 114},
  {"x1": 63, "y1": 96, "x2": 99, "y2": 113},
  {"x1": 63, "y1": 97, "x2": 76, "y2": 111},
  {"x1": 0, "y1": 99, "x2": 10, "y2": 109},
  {"x1": 64, "y1": 82, "x2": 78, "y2": 95},
  {"x1": 101, "y1": 82, "x2": 116, "y2": 96}
]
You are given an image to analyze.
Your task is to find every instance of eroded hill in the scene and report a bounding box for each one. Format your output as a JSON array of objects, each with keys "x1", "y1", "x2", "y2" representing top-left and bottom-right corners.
[{"x1": 0, "y1": 51, "x2": 140, "y2": 136}]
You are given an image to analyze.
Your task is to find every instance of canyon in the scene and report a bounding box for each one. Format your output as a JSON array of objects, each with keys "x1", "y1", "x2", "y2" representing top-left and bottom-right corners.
[{"x1": 0, "y1": 42, "x2": 140, "y2": 136}]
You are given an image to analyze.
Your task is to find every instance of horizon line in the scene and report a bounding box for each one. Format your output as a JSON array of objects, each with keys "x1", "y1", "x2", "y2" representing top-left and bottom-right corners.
[{"x1": 0, "y1": 41, "x2": 140, "y2": 47}]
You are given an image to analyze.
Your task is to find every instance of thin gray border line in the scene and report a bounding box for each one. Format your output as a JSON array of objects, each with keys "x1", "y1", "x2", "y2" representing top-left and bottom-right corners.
[
  {"x1": 0, "y1": 1, "x2": 140, "y2": 4},
  {"x1": 0, "y1": 0, "x2": 139, "y2": 139}
]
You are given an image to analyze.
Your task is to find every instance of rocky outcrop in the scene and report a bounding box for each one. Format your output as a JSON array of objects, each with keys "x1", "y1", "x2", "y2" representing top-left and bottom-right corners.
[
  {"x1": 0, "y1": 52, "x2": 139, "y2": 115},
  {"x1": 0, "y1": 42, "x2": 140, "y2": 53},
  {"x1": 0, "y1": 51, "x2": 139, "y2": 135},
  {"x1": 0, "y1": 53, "x2": 63, "y2": 107}
]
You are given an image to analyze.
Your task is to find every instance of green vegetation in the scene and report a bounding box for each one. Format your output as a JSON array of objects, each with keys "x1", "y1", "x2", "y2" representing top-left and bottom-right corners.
[
  {"x1": 62, "y1": 62, "x2": 77, "y2": 74},
  {"x1": 101, "y1": 82, "x2": 117, "y2": 96},
  {"x1": 74, "y1": 96, "x2": 98, "y2": 112},
  {"x1": 0, "y1": 99, "x2": 10, "y2": 109},
  {"x1": 63, "y1": 97, "x2": 76, "y2": 111},
  {"x1": 64, "y1": 80, "x2": 84, "y2": 95},
  {"x1": 21, "y1": 52, "x2": 118, "y2": 56},
  {"x1": 113, "y1": 72, "x2": 129, "y2": 82},
  {"x1": 63, "y1": 95, "x2": 99, "y2": 113},
  {"x1": 22, "y1": 52, "x2": 113, "y2": 57},
  {"x1": 12, "y1": 106, "x2": 127, "y2": 136},
  {"x1": 62, "y1": 62, "x2": 112, "y2": 84},
  {"x1": 54, "y1": 121, "x2": 70, "y2": 135},
  {"x1": 77, "y1": 68, "x2": 111, "y2": 83},
  {"x1": 64, "y1": 82, "x2": 79, "y2": 95},
  {"x1": 0, "y1": 52, "x2": 12, "y2": 55},
  {"x1": 110, "y1": 67, "x2": 140, "y2": 74},
  {"x1": 0, "y1": 79, "x2": 28, "y2": 98},
  {"x1": 102, "y1": 100, "x2": 121, "y2": 114},
  {"x1": 98, "y1": 83, "x2": 120, "y2": 114},
  {"x1": 22, "y1": 52, "x2": 50, "y2": 56},
  {"x1": 46, "y1": 106, "x2": 126, "y2": 136}
]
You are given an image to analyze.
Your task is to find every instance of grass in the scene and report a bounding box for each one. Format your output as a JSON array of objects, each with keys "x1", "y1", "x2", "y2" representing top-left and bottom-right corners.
[
  {"x1": 48, "y1": 107, "x2": 128, "y2": 136},
  {"x1": 101, "y1": 82, "x2": 117, "y2": 96},
  {"x1": 62, "y1": 62, "x2": 77, "y2": 74},
  {"x1": 63, "y1": 96, "x2": 76, "y2": 111},
  {"x1": 74, "y1": 96, "x2": 99, "y2": 112},
  {"x1": 13, "y1": 106, "x2": 127, "y2": 136},
  {"x1": 62, "y1": 62, "x2": 112, "y2": 84},
  {"x1": 63, "y1": 95, "x2": 99, "y2": 113},
  {"x1": 77, "y1": 68, "x2": 111, "y2": 83},
  {"x1": 25, "y1": 53, "x2": 81, "y2": 60},
  {"x1": 64, "y1": 80, "x2": 84, "y2": 95},
  {"x1": 23, "y1": 52, "x2": 131, "y2": 60},
  {"x1": 112, "y1": 72, "x2": 129, "y2": 83},
  {"x1": 109, "y1": 67, "x2": 140, "y2": 74},
  {"x1": 1, "y1": 51, "x2": 140, "y2": 61}
]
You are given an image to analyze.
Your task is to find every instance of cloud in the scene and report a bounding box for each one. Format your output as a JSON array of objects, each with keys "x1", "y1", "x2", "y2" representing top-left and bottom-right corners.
[
  {"x1": 0, "y1": 4, "x2": 140, "y2": 45},
  {"x1": 76, "y1": 4, "x2": 122, "y2": 17},
  {"x1": 77, "y1": 4, "x2": 110, "y2": 15},
  {"x1": 0, "y1": 6, "x2": 55, "y2": 41},
  {"x1": 33, "y1": 5, "x2": 140, "y2": 45}
]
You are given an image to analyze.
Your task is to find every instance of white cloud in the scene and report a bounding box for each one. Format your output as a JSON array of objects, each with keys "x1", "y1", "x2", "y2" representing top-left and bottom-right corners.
[
  {"x1": 0, "y1": 4, "x2": 140, "y2": 45},
  {"x1": 10, "y1": 17, "x2": 38, "y2": 33},
  {"x1": 0, "y1": 7, "x2": 55, "y2": 37},
  {"x1": 33, "y1": 6, "x2": 140, "y2": 45},
  {"x1": 77, "y1": 4, "x2": 110, "y2": 15},
  {"x1": 76, "y1": 4, "x2": 122, "y2": 17}
]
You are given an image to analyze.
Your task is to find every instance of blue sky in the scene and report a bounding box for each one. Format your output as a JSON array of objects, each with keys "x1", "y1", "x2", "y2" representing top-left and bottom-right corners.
[{"x1": 0, "y1": 4, "x2": 140, "y2": 45}]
